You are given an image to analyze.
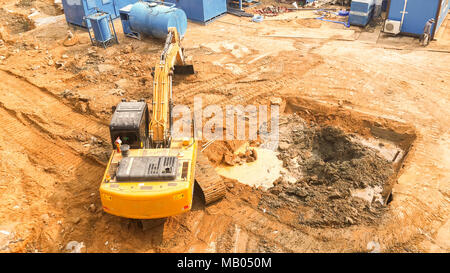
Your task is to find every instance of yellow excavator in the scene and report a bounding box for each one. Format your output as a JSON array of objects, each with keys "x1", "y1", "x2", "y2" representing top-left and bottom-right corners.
[{"x1": 99, "y1": 28, "x2": 225, "y2": 219}]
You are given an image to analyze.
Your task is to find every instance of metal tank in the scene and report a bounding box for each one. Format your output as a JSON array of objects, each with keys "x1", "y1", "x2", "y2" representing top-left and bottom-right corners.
[
  {"x1": 85, "y1": 12, "x2": 118, "y2": 48},
  {"x1": 120, "y1": 1, "x2": 187, "y2": 39},
  {"x1": 88, "y1": 12, "x2": 113, "y2": 42}
]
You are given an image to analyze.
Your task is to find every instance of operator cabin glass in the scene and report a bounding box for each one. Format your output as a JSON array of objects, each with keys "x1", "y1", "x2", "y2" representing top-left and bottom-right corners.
[{"x1": 113, "y1": 132, "x2": 138, "y2": 147}]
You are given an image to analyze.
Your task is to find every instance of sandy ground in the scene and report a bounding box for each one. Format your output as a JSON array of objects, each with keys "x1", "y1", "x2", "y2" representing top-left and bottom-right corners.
[{"x1": 0, "y1": 1, "x2": 448, "y2": 252}]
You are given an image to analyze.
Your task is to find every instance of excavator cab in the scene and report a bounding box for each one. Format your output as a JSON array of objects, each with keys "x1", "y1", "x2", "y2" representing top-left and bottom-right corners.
[{"x1": 109, "y1": 100, "x2": 149, "y2": 149}]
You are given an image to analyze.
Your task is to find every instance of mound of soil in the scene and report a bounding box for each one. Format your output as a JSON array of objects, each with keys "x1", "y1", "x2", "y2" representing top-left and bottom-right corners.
[
  {"x1": 259, "y1": 114, "x2": 394, "y2": 227},
  {"x1": 0, "y1": 9, "x2": 35, "y2": 34},
  {"x1": 38, "y1": 4, "x2": 64, "y2": 16},
  {"x1": 16, "y1": 0, "x2": 35, "y2": 7}
]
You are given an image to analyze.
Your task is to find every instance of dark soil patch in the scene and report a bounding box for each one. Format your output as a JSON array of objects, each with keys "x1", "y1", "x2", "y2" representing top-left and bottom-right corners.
[
  {"x1": 16, "y1": 0, "x2": 35, "y2": 7},
  {"x1": 258, "y1": 113, "x2": 395, "y2": 228},
  {"x1": 38, "y1": 4, "x2": 64, "y2": 16},
  {"x1": 0, "y1": 9, "x2": 36, "y2": 34}
]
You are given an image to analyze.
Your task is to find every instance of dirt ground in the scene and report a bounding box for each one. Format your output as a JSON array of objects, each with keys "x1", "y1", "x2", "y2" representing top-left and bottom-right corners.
[
  {"x1": 0, "y1": 0, "x2": 449, "y2": 253},
  {"x1": 261, "y1": 115, "x2": 395, "y2": 228}
]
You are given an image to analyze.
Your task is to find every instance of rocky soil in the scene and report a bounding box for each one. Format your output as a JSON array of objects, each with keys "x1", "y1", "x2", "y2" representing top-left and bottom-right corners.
[{"x1": 260, "y1": 114, "x2": 394, "y2": 227}]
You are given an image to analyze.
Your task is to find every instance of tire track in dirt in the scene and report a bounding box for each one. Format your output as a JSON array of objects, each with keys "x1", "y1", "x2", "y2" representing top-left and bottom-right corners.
[
  {"x1": 0, "y1": 105, "x2": 106, "y2": 251},
  {"x1": 0, "y1": 107, "x2": 82, "y2": 170},
  {"x1": 176, "y1": 46, "x2": 325, "y2": 109},
  {"x1": 0, "y1": 70, "x2": 109, "y2": 140},
  {"x1": 174, "y1": 50, "x2": 286, "y2": 104},
  {"x1": 0, "y1": 69, "x2": 109, "y2": 251},
  {"x1": 0, "y1": 70, "x2": 106, "y2": 183},
  {"x1": 175, "y1": 73, "x2": 245, "y2": 104}
]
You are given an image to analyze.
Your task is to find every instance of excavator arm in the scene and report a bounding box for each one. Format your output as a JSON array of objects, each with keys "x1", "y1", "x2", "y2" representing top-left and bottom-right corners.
[
  {"x1": 149, "y1": 28, "x2": 225, "y2": 205},
  {"x1": 150, "y1": 27, "x2": 193, "y2": 147}
]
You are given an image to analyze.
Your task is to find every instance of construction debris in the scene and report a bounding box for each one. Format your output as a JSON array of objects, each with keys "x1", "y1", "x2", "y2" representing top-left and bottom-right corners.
[
  {"x1": 223, "y1": 148, "x2": 258, "y2": 166},
  {"x1": 227, "y1": 8, "x2": 254, "y2": 17},
  {"x1": 65, "y1": 241, "x2": 86, "y2": 253},
  {"x1": 255, "y1": 5, "x2": 290, "y2": 16}
]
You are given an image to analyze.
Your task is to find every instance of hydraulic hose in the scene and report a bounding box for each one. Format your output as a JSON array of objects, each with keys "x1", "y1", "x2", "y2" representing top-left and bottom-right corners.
[{"x1": 315, "y1": 9, "x2": 350, "y2": 28}]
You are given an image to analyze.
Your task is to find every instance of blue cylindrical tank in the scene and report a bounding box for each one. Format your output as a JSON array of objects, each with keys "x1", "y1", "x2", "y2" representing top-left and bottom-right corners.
[
  {"x1": 89, "y1": 13, "x2": 112, "y2": 42},
  {"x1": 128, "y1": 1, "x2": 187, "y2": 39}
]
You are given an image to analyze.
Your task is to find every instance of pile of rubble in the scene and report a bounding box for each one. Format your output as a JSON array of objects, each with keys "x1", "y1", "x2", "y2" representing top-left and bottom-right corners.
[
  {"x1": 255, "y1": 6, "x2": 290, "y2": 16},
  {"x1": 223, "y1": 148, "x2": 258, "y2": 166},
  {"x1": 258, "y1": 114, "x2": 395, "y2": 227}
]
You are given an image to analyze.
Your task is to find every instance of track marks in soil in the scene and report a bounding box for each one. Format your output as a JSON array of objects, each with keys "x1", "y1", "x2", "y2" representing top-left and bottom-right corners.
[
  {"x1": 0, "y1": 69, "x2": 108, "y2": 252},
  {"x1": 0, "y1": 70, "x2": 108, "y2": 135},
  {"x1": 0, "y1": 70, "x2": 110, "y2": 161},
  {"x1": 175, "y1": 43, "x2": 324, "y2": 108}
]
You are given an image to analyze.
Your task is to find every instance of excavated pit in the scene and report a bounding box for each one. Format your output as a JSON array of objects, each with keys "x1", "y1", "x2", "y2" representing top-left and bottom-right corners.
[
  {"x1": 261, "y1": 98, "x2": 415, "y2": 228},
  {"x1": 215, "y1": 97, "x2": 416, "y2": 228},
  {"x1": 259, "y1": 115, "x2": 394, "y2": 227}
]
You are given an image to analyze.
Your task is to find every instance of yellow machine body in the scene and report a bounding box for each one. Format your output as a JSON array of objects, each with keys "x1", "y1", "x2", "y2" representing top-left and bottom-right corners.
[{"x1": 100, "y1": 140, "x2": 197, "y2": 219}]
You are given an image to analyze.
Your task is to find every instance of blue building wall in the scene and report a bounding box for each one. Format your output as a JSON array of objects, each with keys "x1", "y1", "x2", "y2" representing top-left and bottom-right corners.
[
  {"x1": 165, "y1": 0, "x2": 227, "y2": 23},
  {"x1": 387, "y1": 0, "x2": 449, "y2": 37},
  {"x1": 62, "y1": 0, "x2": 138, "y2": 27}
]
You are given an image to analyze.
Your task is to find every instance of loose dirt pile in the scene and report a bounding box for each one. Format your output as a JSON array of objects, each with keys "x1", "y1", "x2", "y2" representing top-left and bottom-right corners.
[
  {"x1": 0, "y1": 9, "x2": 36, "y2": 35},
  {"x1": 259, "y1": 113, "x2": 394, "y2": 227},
  {"x1": 223, "y1": 148, "x2": 258, "y2": 166}
]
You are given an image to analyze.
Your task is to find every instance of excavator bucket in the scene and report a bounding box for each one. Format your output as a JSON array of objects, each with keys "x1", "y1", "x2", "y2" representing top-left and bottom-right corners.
[{"x1": 174, "y1": 64, "x2": 195, "y2": 75}]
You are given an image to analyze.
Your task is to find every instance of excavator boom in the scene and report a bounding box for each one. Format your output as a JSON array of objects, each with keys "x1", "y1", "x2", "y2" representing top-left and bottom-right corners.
[{"x1": 150, "y1": 28, "x2": 194, "y2": 147}]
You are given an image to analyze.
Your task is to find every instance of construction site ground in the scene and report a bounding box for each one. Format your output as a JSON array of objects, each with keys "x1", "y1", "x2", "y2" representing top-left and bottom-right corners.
[{"x1": 0, "y1": 0, "x2": 449, "y2": 253}]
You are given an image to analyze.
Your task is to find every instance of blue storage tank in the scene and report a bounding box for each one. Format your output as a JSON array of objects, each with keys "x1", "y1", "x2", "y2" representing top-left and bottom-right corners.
[
  {"x1": 120, "y1": 2, "x2": 187, "y2": 39},
  {"x1": 386, "y1": 0, "x2": 449, "y2": 38},
  {"x1": 164, "y1": 0, "x2": 227, "y2": 23},
  {"x1": 349, "y1": 0, "x2": 375, "y2": 26},
  {"x1": 62, "y1": 0, "x2": 138, "y2": 27}
]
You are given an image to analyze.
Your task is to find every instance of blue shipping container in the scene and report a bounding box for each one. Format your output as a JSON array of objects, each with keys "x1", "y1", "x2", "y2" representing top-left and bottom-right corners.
[
  {"x1": 164, "y1": 0, "x2": 227, "y2": 23},
  {"x1": 386, "y1": 0, "x2": 449, "y2": 38},
  {"x1": 62, "y1": 0, "x2": 138, "y2": 27}
]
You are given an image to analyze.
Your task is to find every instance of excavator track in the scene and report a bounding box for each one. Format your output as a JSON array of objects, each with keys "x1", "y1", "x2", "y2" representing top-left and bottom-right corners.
[{"x1": 195, "y1": 151, "x2": 226, "y2": 205}]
